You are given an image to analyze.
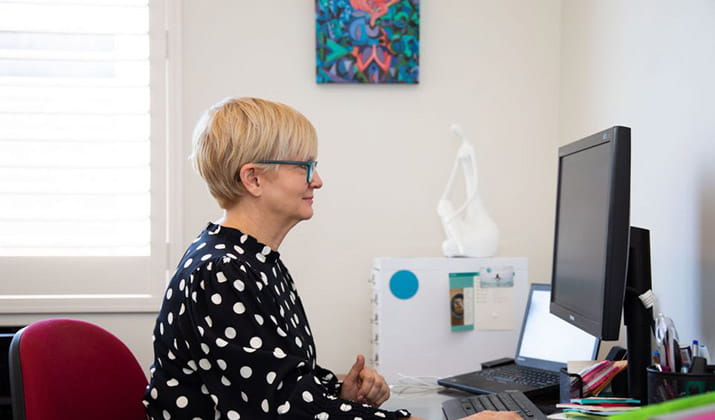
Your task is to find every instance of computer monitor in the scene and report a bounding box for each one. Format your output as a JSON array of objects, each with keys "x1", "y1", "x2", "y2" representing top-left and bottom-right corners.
[{"x1": 549, "y1": 126, "x2": 653, "y2": 401}]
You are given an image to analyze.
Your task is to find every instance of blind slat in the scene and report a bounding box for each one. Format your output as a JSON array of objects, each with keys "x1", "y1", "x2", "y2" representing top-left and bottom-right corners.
[{"x1": 0, "y1": 1, "x2": 152, "y2": 256}]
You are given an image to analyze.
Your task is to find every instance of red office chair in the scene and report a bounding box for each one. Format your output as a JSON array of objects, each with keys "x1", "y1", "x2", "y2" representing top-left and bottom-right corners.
[{"x1": 8, "y1": 318, "x2": 148, "y2": 420}]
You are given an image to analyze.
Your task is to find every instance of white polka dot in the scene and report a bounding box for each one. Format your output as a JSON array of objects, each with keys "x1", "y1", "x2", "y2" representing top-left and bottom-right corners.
[
  {"x1": 315, "y1": 412, "x2": 329, "y2": 420},
  {"x1": 340, "y1": 403, "x2": 352, "y2": 412},
  {"x1": 201, "y1": 253, "x2": 212, "y2": 261},
  {"x1": 167, "y1": 312, "x2": 174, "y2": 325},
  {"x1": 210, "y1": 394, "x2": 218, "y2": 404},
  {"x1": 211, "y1": 293, "x2": 222, "y2": 305},
  {"x1": 187, "y1": 360, "x2": 197, "y2": 370},
  {"x1": 261, "y1": 399, "x2": 269, "y2": 413},
  {"x1": 240, "y1": 366, "x2": 252, "y2": 378},
  {"x1": 159, "y1": 322, "x2": 164, "y2": 335},
  {"x1": 256, "y1": 253, "x2": 266, "y2": 263},
  {"x1": 240, "y1": 234, "x2": 247, "y2": 243},
  {"x1": 200, "y1": 385, "x2": 209, "y2": 395},
  {"x1": 273, "y1": 347, "x2": 287, "y2": 358},
  {"x1": 201, "y1": 343, "x2": 210, "y2": 354},
  {"x1": 165, "y1": 288, "x2": 173, "y2": 300},
  {"x1": 199, "y1": 280, "x2": 205, "y2": 290},
  {"x1": 234, "y1": 244, "x2": 245, "y2": 254},
  {"x1": 221, "y1": 375, "x2": 231, "y2": 386},
  {"x1": 233, "y1": 302, "x2": 246, "y2": 314},
  {"x1": 207, "y1": 262, "x2": 212, "y2": 270},
  {"x1": 216, "y1": 338, "x2": 228, "y2": 347},
  {"x1": 150, "y1": 387, "x2": 158, "y2": 399},
  {"x1": 254, "y1": 314, "x2": 264, "y2": 325},
  {"x1": 277, "y1": 401, "x2": 290, "y2": 414},
  {"x1": 260, "y1": 272, "x2": 268, "y2": 284},
  {"x1": 196, "y1": 242, "x2": 206, "y2": 250},
  {"x1": 182, "y1": 368, "x2": 193, "y2": 375},
  {"x1": 166, "y1": 378, "x2": 179, "y2": 387},
  {"x1": 163, "y1": 409, "x2": 171, "y2": 420},
  {"x1": 227, "y1": 411, "x2": 240, "y2": 420},
  {"x1": 243, "y1": 346, "x2": 256, "y2": 353},
  {"x1": 204, "y1": 316, "x2": 213, "y2": 327},
  {"x1": 183, "y1": 258, "x2": 193, "y2": 268},
  {"x1": 233, "y1": 279, "x2": 245, "y2": 291},
  {"x1": 302, "y1": 391, "x2": 313, "y2": 402},
  {"x1": 217, "y1": 359, "x2": 227, "y2": 370},
  {"x1": 197, "y1": 326, "x2": 204, "y2": 336},
  {"x1": 375, "y1": 413, "x2": 386, "y2": 418},
  {"x1": 225, "y1": 327, "x2": 236, "y2": 339},
  {"x1": 256, "y1": 281, "x2": 263, "y2": 290},
  {"x1": 241, "y1": 392, "x2": 248, "y2": 402},
  {"x1": 249, "y1": 336, "x2": 262, "y2": 348},
  {"x1": 266, "y1": 371, "x2": 276, "y2": 384},
  {"x1": 192, "y1": 291, "x2": 197, "y2": 302},
  {"x1": 179, "y1": 303, "x2": 185, "y2": 315},
  {"x1": 199, "y1": 359, "x2": 211, "y2": 370},
  {"x1": 216, "y1": 272, "x2": 227, "y2": 283},
  {"x1": 176, "y1": 396, "x2": 189, "y2": 408},
  {"x1": 262, "y1": 245, "x2": 271, "y2": 255},
  {"x1": 295, "y1": 337, "x2": 302, "y2": 347},
  {"x1": 276, "y1": 327, "x2": 287, "y2": 337}
]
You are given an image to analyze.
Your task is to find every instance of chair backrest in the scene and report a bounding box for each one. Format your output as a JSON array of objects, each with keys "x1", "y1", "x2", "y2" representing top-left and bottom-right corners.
[{"x1": 9, "y1": 319, "x2": 148, "y2": 420}]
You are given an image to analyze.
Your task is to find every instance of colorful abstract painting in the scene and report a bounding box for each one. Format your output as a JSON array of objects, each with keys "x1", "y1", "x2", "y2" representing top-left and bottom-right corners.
[{"x1": 316, "y1": 0, "x2": 420, "y2": 84}]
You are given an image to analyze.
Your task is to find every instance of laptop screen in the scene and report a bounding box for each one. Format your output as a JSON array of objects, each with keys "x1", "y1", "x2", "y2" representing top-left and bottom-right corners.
[{"x1": 516, "y1": 284, "x2": 599, "y2": 371}]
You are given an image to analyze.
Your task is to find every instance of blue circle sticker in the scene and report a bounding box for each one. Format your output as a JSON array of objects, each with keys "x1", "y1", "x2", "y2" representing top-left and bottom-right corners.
[{"x1": 389, "y1": 270, "x2": 419, "y2": 300}]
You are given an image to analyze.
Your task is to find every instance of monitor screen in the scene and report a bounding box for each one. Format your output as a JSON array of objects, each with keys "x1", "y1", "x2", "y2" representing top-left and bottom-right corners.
[
  {"x1": 519, "y1": 286, "x2": 599, "y2": 368},
  {"x1": 550, "y1": 126, "x2": 631, "y2": 340}
]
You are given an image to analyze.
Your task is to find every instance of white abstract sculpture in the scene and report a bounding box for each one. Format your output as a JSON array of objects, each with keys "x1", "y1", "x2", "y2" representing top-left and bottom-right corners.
[{"x1": 437, "y1": 124, "x2": 499, "y2": 257}]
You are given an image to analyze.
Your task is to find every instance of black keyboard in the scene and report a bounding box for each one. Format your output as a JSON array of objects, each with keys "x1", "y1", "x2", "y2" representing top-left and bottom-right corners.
[
  {"x1": 479, "y1": 365, "x2": 559, "y2": 386},
  {"x1": 442, "y1": 390, "x2": 547, "y2": 420}
]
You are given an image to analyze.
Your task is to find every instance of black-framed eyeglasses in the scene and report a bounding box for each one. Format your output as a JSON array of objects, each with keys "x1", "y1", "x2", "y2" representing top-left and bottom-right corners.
[{"x1": 255, "y1": 160, "x2": 318, "y2": 184}]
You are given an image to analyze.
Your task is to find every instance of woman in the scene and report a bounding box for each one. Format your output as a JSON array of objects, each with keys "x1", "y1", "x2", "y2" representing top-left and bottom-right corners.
[{"x1": 143, "y1": 97, "x2": 519, "y2": 420}]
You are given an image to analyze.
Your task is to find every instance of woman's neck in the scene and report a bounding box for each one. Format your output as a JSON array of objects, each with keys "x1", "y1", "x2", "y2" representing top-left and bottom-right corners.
[{"x1": 215, "y1": 202, "x2": 295, "y2": 250}]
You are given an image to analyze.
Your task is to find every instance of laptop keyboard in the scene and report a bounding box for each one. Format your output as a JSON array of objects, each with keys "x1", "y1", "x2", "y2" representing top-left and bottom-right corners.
[
  {"x1": 479, "y1": 365, "x2": 559, "y2": 386},
  {"x1": 457, "y1": 390, "x2": 546, "y2": 419}
]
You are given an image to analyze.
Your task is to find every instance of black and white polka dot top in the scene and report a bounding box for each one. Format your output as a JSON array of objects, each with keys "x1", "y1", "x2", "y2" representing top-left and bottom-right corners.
[{"x1": 144, "y1": 223, "x2": 411, "y2": 420}]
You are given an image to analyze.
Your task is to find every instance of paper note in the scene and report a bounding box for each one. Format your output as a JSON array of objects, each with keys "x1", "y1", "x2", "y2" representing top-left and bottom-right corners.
[
  {"x1": 449, "y1": 273, "x2": 475, "y2": 332},
  {"x1": 474, "y1": 266, "x2": 515, "y2": 330}
]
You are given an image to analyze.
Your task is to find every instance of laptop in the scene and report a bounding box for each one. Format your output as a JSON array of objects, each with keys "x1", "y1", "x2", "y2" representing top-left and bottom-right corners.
[{"x1": 437, "y1": 283, "x2": 599, "y2": 396}]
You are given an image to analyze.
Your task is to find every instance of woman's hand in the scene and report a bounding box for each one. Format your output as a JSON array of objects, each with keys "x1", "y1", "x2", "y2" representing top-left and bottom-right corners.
[{"x1": 339, "y1": 354, "x2": 390, "y2": 407}]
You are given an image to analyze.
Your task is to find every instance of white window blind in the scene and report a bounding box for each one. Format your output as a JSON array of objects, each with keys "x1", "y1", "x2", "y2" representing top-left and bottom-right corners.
[{"x1": 0, "y1": 0, "x2": 171, "y2": 312}]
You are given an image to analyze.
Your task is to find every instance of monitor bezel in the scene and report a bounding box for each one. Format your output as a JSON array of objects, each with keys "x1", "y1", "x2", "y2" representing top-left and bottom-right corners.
[{"x1": 549, "y1": 126, "x2": 631, "y2": 341}]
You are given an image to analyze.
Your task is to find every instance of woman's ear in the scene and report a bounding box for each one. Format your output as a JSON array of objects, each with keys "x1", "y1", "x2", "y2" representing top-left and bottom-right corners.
[{"x1": 238, "y1": 163, "x2": 262, "y2": 197}]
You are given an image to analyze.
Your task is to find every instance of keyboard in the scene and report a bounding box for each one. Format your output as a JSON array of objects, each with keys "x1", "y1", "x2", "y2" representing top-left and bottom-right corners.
[
  {"x1": 478, "y1": 365, "x2": 559, "y2": 386},
  {"x1": 442, "y1": 390, "x2": 547, "y2": 420}
]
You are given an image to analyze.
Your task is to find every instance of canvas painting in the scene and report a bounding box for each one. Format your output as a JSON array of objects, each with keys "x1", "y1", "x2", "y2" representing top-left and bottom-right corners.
[{"x1": 316, "y1": 0, "x2": 420, "y2": 84}]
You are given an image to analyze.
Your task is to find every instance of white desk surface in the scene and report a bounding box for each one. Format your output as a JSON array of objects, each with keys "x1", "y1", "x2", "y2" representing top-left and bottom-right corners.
[
  {"x1": 382, "y1": 387, "x2": 560, "y2": 420},
  {"x1": 382, "y1": 387, "x2": 458, "y2": 419}
]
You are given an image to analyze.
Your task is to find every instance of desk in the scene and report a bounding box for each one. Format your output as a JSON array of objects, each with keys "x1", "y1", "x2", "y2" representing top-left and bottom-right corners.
[
  {"x1": 382, "y1": 387, "x2": 560, "y2": 420},
  {"x1": 382, "y1": 388, "x2": 463, "y2": 419}
]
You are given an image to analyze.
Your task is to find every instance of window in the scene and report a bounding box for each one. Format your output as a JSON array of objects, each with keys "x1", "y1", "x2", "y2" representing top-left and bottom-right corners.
[{"x1": 0, "y1": 0, "x2": 176, "y2": 312}]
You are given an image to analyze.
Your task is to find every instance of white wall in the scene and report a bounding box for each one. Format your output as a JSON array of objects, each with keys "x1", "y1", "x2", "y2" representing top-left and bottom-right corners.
[
  {"x1": 559, "y1": 0, "x2": 715, "y2": 350},
  {"x1": 179, "y1": 0, "x2": 562, "y2": 373}
]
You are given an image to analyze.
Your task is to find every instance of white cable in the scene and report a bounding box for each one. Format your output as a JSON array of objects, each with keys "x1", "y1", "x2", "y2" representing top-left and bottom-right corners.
[{"x1": 390, "y1": 373, "x2": 444, "y2": 395}]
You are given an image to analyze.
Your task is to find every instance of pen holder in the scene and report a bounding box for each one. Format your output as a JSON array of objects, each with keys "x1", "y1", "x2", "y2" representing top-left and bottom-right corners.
[
  {"x1": 647, "y1": 366, "x2": 715, "y2": 404},
  {"x1": 559, "y1": 367, "x2": 584, "y2": 403}
]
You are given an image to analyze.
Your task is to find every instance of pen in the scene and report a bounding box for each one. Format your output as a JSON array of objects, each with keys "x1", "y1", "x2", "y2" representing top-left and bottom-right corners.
[{"x1": 692, "y1": 340, "x2": 699, "y2": 358}]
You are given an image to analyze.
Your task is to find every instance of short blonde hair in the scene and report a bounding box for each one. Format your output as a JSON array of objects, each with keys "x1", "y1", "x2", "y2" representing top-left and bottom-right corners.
[{"x1": 190, "y1": 97, "x2": 318, "y2": 209}]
